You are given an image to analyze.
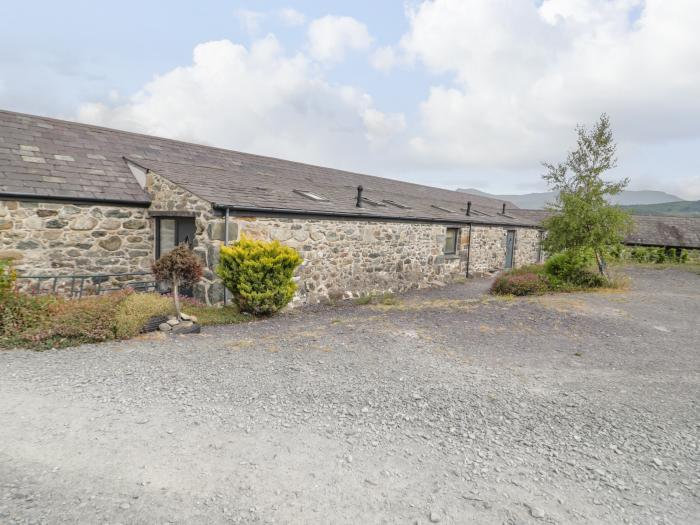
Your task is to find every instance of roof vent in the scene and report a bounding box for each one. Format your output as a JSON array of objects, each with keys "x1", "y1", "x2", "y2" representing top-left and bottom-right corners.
[
  {"x1": 356, "y1": 185, "x2": 363, "y2": 208},
  {"x1": 502, "y1": 203, "x2": 507, "y2": 215},
  {"x1": 466, "y1": 201, "x2": 472, "y2": 216}
]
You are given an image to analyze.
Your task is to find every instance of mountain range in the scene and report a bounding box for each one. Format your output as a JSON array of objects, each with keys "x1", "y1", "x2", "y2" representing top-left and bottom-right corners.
[{"x1": 458, "y1": 188, "x2": 685, "y2": 210}]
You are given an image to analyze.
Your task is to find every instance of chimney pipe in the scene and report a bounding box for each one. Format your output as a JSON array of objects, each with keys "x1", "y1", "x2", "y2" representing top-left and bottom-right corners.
[
  {"x1": 466, "y1": 201, "x2": 472, "y2": 216},
  {"x1": 356, "y1": 185, "x2": 363, "y2": 207},
  {"x1": 502, "y1": 202, "x2": 506, "y2": 215}
]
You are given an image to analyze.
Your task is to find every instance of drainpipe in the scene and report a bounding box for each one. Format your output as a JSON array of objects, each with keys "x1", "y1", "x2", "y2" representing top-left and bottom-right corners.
[
  {"x1": 223, "y1": 207, "x2": 229, "y2": 306},
  {"x1": 465, "y1": 224, "x2": 473, "y2": 278}
]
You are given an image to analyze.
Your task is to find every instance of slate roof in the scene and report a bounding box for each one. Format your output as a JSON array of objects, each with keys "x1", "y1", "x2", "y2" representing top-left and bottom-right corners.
[
  {"x1": 512, "y1": 209, "x2": 700, "y2": 249},
  {"x1": 0, "y1": 109, "x2": 534, "y2": 227}
]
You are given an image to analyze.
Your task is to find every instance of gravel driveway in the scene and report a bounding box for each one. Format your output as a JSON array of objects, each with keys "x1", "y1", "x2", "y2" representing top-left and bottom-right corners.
[{"x1": 1, "y1": 267, "x2": 698, "y2": 524}]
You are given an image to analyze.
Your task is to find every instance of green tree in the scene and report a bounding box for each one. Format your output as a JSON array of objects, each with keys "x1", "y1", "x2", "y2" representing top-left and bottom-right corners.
[
  {"x1": 542, "y1": 113, "x2": 633, "y2": 277},
  {"x1": 152, "y1": 245, "x2": 203, "y2": 320}
]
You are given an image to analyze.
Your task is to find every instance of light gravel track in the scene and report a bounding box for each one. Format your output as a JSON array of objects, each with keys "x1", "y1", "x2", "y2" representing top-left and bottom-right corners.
[{"x1": 1, "y1": 267, "x2": 698, "y2": 524}]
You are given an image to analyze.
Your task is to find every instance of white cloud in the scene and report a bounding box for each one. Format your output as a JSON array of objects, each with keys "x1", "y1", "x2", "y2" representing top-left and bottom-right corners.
[
  {"x1": 277, "y1": 8, "x2": 306, "y2": 27},
  {"x1": 76, "y1": 37, "x2": 403, "y2": 169},
  {"x1": 399, "y1": 0, "x2": 700, "y2": 173},
  {"x1": 307, "y1": 15, "x2": 373, "y2": 63},
  {"x1": 234, "y1": 9, "x2": 265, "y2": 35},
  {"x1": 370, "y1": 46, "x2": 398, "y2": 73}
]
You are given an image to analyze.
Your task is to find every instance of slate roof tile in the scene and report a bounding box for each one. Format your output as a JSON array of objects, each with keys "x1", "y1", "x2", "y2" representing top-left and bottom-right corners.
[{"x1": 0, "y1": 109, "x2": 535, "y2": 226}]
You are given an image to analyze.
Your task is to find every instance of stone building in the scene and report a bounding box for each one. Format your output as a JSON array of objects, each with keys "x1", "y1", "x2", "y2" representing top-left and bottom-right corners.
[{"x1": 0, "y1": 109, "x2": 543, "y2": 304}]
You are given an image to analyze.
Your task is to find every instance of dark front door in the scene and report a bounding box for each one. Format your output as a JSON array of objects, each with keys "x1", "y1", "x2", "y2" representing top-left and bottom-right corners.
[
  {"x1": 156, "y1": 217, "x2": 196, "y2": 296},
  {"x1": 505, "y1": 230, "x2": 516, "y2": 269},
  {"x1": 156, "y1": 217, "x2": 196, "y2": 258}
]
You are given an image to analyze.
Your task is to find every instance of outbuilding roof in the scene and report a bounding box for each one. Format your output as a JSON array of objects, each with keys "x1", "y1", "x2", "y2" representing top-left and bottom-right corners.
[
  {"x1": 513, "y1": 209, "x2": 700, "y2": 249},
  {"x1": 0, "y1": 109, "x2": 533, "y2": 227}
]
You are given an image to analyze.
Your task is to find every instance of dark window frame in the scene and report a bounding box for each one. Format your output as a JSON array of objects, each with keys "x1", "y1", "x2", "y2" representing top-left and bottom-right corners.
[
  {"x1": 155, "y1": 216, "x2": 195, "y2": 259},
  {"x1": 444, "y1": 227, "x2": 459, "y2": 255}
]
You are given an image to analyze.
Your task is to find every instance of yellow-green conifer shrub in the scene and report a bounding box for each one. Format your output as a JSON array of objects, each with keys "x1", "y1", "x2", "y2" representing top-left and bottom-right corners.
[{"x1": 217, "y1": 236, "x2": 303, "y2": 315}]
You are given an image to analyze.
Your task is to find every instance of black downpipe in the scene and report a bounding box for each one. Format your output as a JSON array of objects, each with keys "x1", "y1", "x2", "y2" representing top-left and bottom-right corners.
[{"x1": 465, "y1": 224, "x2": 472, "y2": 278}]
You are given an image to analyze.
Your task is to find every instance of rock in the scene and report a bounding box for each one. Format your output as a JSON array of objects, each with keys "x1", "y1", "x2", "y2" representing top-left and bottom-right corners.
[
  {"x1": 158, "y1": 323, "x2": 172, "y2": 331},
  {"x1": 70, "y1": 216, "x2": 98, "y2": 230},
  {"x1": 190, "y1": 315, "x2": 198, "y2": 323},
  {"x1": 119, "y1": 502, "x2": 130, "y2": 510},
  {"x1": 167, "y1": 319, "x2": 180, "y2": 326},
  {"x1": 98, "y1": 236, "x2": 122, "y2": 251},
  {"x1": 429, "y1": 511, "x2": 441, "y2": 523},
  {"x1": 652, "y1": 458, "x2": 662, "y2": 467},
  {"x1": 180, "y1": 313, "x2": 192, "y2": 320},
  {"x1": 528, "y1": 506, "x2": 545, "y2": 519}
]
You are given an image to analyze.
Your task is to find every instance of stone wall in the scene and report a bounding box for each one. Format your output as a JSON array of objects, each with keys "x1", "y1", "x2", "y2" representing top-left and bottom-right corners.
[
  {"x1": 0, "y1": 199, "x2": 152, "y2": 287},
  {"x1": 467, "y1": 225, "x2": 542, "y2": 274},
  {"x1": 145, "y1": 171, "x2": 225, "y2": 304},
  {"x1": 228, "y1": 216, "x2": 470, "y2": 304}
]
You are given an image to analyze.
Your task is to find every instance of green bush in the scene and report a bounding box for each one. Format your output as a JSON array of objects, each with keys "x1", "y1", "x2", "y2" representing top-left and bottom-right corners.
[
  {"x1": 0, "y1": 258, "x2": 15, "y2": 299},
  {"x1": 217, "y1": 236, "x2": 303, "y2": 315},
  {"x1": 0, "y1": 291, "x2": 131, "y2": 350},
  {"x1": 491, "y1": 272, "x2": 549, "y2": 296},
  {"x1": 544, "y1": 251, "x2": 607, "y2": 288},
  {"x1": 114, "y1": 292, "x2": 173, "y2": 339}
]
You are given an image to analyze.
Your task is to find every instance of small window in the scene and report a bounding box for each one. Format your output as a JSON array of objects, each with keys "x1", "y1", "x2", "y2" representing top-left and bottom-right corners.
[
  {"x1": 431, "y1": 204, "x2": 455, "y2": 213},
  {"x1": 444, "y1": 227, "x2": 459, "y2": 255},
  {"x1": 293, "y1": 190, "x2": 328, "y2": 201}
]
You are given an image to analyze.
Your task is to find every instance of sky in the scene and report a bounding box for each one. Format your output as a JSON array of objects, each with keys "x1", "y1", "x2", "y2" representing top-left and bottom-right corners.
[{"x1": 1, "y1": 0, "x2": 699, "y2": 199}]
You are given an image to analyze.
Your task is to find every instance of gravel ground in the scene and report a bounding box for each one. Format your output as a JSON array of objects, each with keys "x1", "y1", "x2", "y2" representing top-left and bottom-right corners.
[{"x1": 1, "y1": 266, "x2": 698, "y2": 524}]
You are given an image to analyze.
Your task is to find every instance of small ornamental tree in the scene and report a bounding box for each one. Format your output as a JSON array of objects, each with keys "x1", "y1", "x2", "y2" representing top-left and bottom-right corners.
[
  {"x1": 542, "y1": 113, "x2": 633, "y2": 277},
  {"x1": 217, "y1": 236, "x2": 303, "y2": 315},
  {"x1": 152, "y1": 245, "x2": 203, "y2": 320}
]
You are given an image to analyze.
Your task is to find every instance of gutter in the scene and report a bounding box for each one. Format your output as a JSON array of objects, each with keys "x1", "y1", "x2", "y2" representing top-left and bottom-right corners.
[
  {"x1": 214, "y1": 204, "x2": 539, "y2": 229},
  {"x1": 0, "y1": 192, "x2": 151, "y2": 208}
]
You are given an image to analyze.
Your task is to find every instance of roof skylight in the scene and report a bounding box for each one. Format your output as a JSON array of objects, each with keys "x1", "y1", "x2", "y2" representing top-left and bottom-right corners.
[
  {"x1": 382, "y1": 199, "x2": 411, "y2": 209},
  {"x1": 293, "y1": 190, "x2": 329, "y2": 202},
  {"x1": 431, "y1": 204, "x2": 455, "y2": 213},
  {"x1": 361, "y1": 197, "x2": 387, "y2": 207}
]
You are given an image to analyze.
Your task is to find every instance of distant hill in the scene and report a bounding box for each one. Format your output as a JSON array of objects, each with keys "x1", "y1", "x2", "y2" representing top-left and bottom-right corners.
[
  {"x1": 458, "y1": 188, "x2": 684, "y2": 210},
  {"x1": 621, "y1": 200, "x2": 700, "y2": 217}
]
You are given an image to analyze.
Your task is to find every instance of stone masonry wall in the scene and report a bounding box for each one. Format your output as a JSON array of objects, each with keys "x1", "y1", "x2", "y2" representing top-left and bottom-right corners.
[
  {"x1": 467, "y1": 225, "x2": 542, "y2": 274},
  {"x1": 230, "y1": 216, "x2": 469, "y2": 305},
  {"x1": 0, "y1": 199, "x2": 152, "y2": 287},
  {"x1": 145, "y1": 171, "x2": 224, "y2": 304}
]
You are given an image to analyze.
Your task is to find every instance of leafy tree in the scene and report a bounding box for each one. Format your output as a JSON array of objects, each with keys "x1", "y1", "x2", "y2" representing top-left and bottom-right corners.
[
  {"x1": 541, "y1": 113, "x2": 633, "y2": 276},
  {"x1": 217, "y1": 236, "x2": 303, "y2": 315},
  {"x1": 152, "y1": 245, "x2": 203, "y2": 320}
]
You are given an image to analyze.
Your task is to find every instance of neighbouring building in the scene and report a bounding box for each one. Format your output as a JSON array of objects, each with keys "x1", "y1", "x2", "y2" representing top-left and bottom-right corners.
[
  {"x1": 513, "y1": 210, "x2": 700, "y2": 251},
  {"x1": 0, "y1": 109, "x2": 544, "y2": 305}
]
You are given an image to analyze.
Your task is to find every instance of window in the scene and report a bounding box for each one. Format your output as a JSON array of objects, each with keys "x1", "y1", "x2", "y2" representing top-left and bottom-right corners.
[
  {"x1": 293, "y1": 190, "x2": 328, "y2": 201},
  {"x1": 444, "y1": 227, "x2": 459, "y2": 255},
  {"x1": 156, "y1": 217, "x2": 195, "y2": 258}
]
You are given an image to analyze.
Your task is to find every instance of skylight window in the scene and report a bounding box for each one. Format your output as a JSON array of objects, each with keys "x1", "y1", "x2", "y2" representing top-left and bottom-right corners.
[
  {"x1": 431, "y1": 204, "x2": 455, "y2": 213},
  {"x1": 293, "y1": 190, "x2": 329, "y2": 202},
  {"x1": 382, "y1": 199, "x2": 411, "y2": 209},
  {"x1": 361, "y1": 197, "x2": 387, "y2": 207},
  {"x1": 461, "y1": 207, "x2": 491, "y2": 217}
]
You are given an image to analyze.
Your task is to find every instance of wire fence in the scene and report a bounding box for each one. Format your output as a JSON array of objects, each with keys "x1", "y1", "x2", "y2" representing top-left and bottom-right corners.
[{"x1": 15, "y1": 272, "x2": 157, "y2": 299}]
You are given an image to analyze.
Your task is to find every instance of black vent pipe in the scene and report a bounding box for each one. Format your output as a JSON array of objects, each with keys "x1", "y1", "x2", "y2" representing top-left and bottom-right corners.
[
  {"x1": 466, "y1": 201, "x2": 472, "y2": 216},
  {"x1": 502, "y1": 202, "x2": 506, "y2": 215},
  {"x1": 356, "y1": 185, "x2": 363, "y2": 207}
]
